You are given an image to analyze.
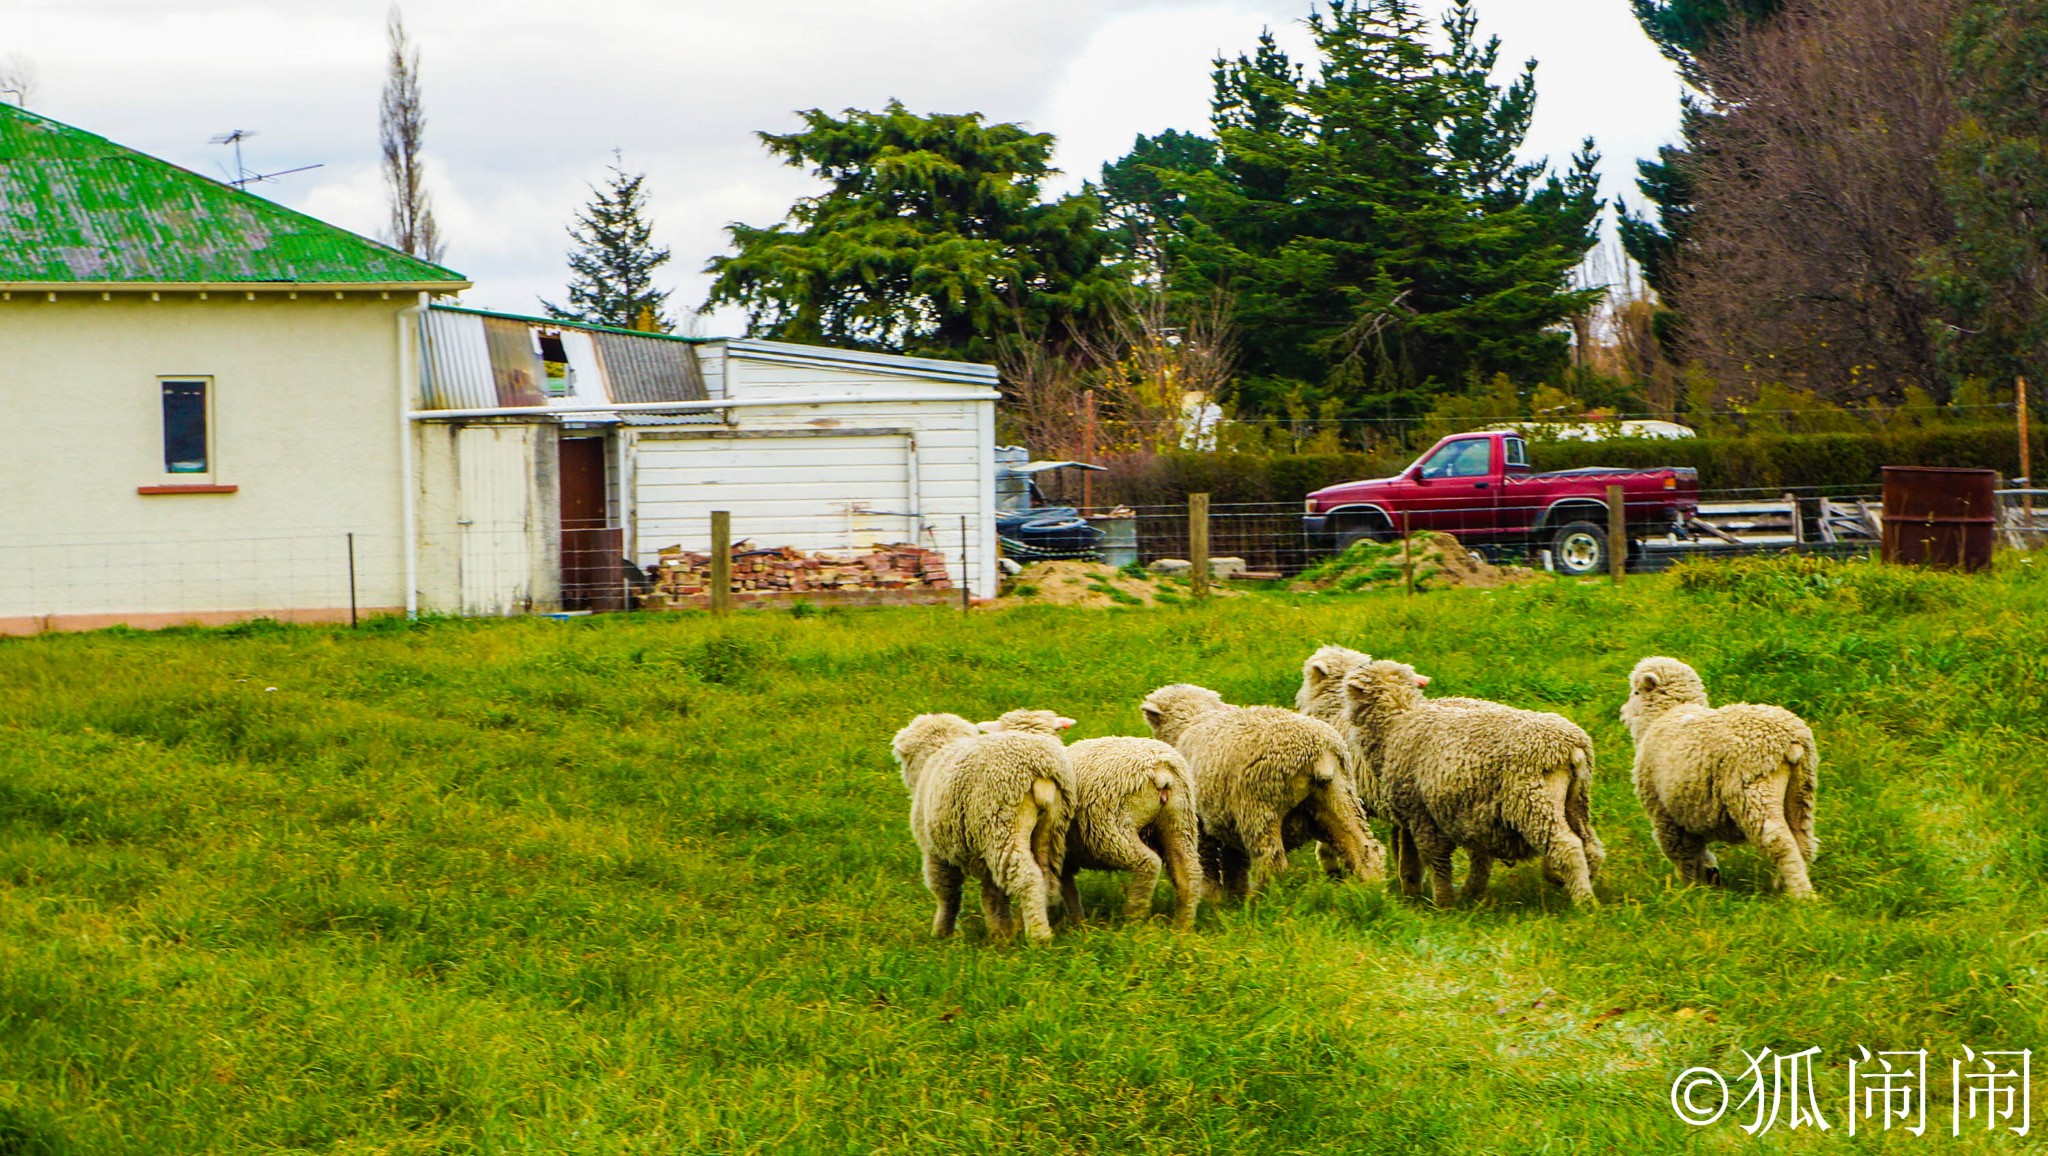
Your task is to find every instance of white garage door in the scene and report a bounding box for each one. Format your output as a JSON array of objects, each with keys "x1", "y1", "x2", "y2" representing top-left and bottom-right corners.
[{"x1": 634, "y1": 433, "x2": 917, "y2": 560}]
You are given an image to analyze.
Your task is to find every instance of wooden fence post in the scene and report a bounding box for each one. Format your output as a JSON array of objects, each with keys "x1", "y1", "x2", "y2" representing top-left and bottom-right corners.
[
  {"x1": 960, "y1": 515, "x2": 971, "y2": 612},
  {"x1": 710, "y1": 510, "x2": 732, "y2": 616},
  {"x1": 1401, "y1": 512, "x2": 1413, "y2": 595},
  {"x1": 1606, "y1": 484, "x2": 1627, "y2": 584},
  {"x1": 2021, "y1": 377, "x2": 2033, "y2": 524},
  {"x1": 1189, "y1": 493, "x2": 1210, "y2": 599}
]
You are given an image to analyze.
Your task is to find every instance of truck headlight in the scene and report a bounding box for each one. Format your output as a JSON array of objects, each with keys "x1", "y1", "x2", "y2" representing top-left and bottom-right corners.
[{"x1": 1305, "y1": 498, "x2": 1318, "y2": 513}]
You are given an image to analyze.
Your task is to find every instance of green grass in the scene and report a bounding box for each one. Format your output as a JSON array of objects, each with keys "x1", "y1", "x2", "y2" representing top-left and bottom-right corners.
[{"x1": 4, "y1": 556, "x2": 2048, "y2": 1152}]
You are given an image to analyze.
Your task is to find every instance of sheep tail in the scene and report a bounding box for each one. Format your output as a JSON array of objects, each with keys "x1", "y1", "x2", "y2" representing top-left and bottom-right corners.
[
  {"x1": 1033, "y1": 778, "x2": 1059, "y2": 812},
  {"x1": 1312, "y1": 748, "x2": 1342, "y2": 786}
]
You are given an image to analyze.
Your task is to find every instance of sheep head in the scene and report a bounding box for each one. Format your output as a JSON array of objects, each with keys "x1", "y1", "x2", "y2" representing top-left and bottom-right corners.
[
  {"x1": 891, "y1": 712, "x2": 979, "y2": 790},
  {"x1": 1341, "y1": 661, "x2": 1429, "y2": 736},
  {"x1": 1296, "y1": 644, "x2": 1371, "y2": 716},
  {"x1": 1620, "y1": 656, "x2": 1709, "y2": 736},
  {"x1": 977, "y1": 709, "x2": 1076, "y2": 736},
  {"x1": 1139, "y1": 684, "x2": 1228, "y2": 745}
]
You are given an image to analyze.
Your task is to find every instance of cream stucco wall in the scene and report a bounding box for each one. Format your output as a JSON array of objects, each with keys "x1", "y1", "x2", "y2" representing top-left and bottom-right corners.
[{"x1": 0, "y1": 292, "x2": 417, "y2": 632}]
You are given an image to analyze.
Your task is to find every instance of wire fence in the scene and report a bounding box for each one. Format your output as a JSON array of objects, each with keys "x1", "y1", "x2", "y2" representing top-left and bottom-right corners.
[{"x1": 5, "y1": 483, "x2": 2036, "y2": 633}]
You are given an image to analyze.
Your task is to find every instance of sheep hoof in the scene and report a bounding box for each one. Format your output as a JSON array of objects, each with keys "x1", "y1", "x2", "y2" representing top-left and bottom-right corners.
[{"x1": 1700, "y1": 866, "x2": 1723, "y2": 887}]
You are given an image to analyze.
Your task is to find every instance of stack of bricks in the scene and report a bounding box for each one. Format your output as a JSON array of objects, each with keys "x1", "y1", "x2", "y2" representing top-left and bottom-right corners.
[{"x1": 640, "y1": 542, "x2": 953, "y2": 607}]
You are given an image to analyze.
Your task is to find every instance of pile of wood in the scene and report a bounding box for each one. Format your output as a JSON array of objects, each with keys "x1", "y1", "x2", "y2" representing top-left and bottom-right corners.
[{"x1": 640, "y1": 541, "x2": 952, "y2": 607}]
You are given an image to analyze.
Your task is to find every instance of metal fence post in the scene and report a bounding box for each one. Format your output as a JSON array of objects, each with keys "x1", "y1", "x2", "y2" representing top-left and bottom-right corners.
[
  {"x1": 960, "y1": 514, "x2": 971, "y2": 612},
  {"x1": 1189, "y1": 492, "x2": 1210, "y2": 599},
  {"x1": 347, "y1": 532, "x2": 358, "y2": 627},
  {"x1": 1402, "y1": 512, "x2": 1413, "y2": 595},
  {"x1": 1607, "y1": 484, "x2": 1627, "y2": 584},
  {"x1": 710, "y1": 510, "x2": 732, "y2": 616}
]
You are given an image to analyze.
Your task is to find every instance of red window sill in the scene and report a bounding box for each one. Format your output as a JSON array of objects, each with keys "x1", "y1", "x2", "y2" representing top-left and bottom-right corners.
[{"x1": 137, "y1": 483, "x2": 238, "y2": 495}]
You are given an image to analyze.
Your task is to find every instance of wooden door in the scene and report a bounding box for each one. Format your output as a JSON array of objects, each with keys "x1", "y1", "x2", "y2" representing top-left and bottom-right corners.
[{"x1": 559, "y1": 437, "x2": 623, "y2": 611}]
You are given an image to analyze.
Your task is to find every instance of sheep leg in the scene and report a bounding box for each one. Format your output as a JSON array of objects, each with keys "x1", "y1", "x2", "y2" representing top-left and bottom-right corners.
[
  {"x1": 1650, "y1": 811, "x2": 1716, "y2": 886},
  {"x1": 1309, "y1": 786, "x2": 1387, "y2": 884},
  {"x1": 1121, "y1": 853, "x2": 1163, "y2": 924},
  {"x1": 1538, "y1": 768, "x2": 1597, "y2": 906},
  {"x1": 1243, "y1": 818, "x2": 1293, "y2": 897},
  {"x1": 1461, "y1": 852, "x2": 1493, "y2": 904},
  {"x1": 925, "y1": 854, "x2": 964, "y2": 938},
  {"x1": 978, "y1": 873, "x2": 1015, "y2": 941},
  {"x1": 1744, "y1": 771, "x2": 1815, "y2": 899},
  {"x1": 1394, "y1": 825, "x2": 1423, "y2": 897},
  {"x1": 1059, "y1": 869, "x2": 1086, "y2": 927},
  {"x1": 1160, "y1": 826, "x2": 1200, "y2": 930},
  {"x1": 1315, "y1": 841, "x2": 1347, "y2": 880},
  {"x1": 1406, "y1": 820, "x2": 1459, "y2": 908}
]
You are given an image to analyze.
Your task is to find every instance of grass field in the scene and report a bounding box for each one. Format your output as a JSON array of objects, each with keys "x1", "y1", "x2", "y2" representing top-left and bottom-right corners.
[{"x1": 4, "y1": 555, "x2": 2047, "y2": 1153}]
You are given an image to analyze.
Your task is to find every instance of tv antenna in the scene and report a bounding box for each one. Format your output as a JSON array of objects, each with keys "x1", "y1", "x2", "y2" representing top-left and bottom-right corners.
[{"x1": 208, "y1": 128, "x2": 324, "y2": 190}]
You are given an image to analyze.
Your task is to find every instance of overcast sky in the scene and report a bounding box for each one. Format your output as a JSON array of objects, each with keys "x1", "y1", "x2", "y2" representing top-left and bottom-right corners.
[{"x1": 7, "y1": 0, "x2": 1684, "y2": 333}]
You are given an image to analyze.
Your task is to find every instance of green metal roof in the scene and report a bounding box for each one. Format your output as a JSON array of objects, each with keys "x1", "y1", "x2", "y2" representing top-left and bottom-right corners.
[{"x1": 0, "y1": 102, "x2": 467, "y2": 286}]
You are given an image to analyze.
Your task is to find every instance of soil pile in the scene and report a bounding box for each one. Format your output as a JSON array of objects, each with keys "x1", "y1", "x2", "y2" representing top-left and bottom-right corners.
[
  {"x1": 995, "y1": 560, "x2": 1235, "y2": 608},
  {"x1": 1289, "y1": 532, "x2": 1538, "y2": 594}
]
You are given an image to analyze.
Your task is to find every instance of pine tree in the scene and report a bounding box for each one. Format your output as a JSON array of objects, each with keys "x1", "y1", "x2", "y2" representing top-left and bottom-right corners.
[
  {"x1": 702, "y1": 101, "x2": 1121, "y2": 361},
  {"x1": 1147, "y1": 0, "x2": 1602, "y2": 421},
  {"x1": 544, "y1": 153, "x2": 672, "y2": 331}
]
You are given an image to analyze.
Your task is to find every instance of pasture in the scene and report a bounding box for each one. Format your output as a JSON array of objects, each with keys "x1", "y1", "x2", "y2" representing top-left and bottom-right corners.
[{"x1": 3, "y1": 555, "x2": 2046, "y2": 1153}]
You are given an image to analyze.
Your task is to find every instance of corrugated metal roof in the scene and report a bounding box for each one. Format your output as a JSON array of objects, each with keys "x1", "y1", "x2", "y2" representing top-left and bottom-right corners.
[
  {"x1": 481, "y1": 315, "x2": 547, "y2": 407},
  {"x1": 419, "y1": 308, "x2": 498, "y2": 409},
  {"x1": 0, "y1": 103, "x2": 465, "y2": 285},
  {"x1": 593, "y1": 330, "x2": 708, "y2": 403}
]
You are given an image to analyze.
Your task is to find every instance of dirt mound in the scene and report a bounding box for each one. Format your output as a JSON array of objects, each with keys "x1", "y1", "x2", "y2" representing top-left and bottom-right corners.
[
  {"x1": 995, "y1": 560, "x2": 1233, "y2": 608},
  {"x1": 1290, "y1": 532, "x2": 1539, "y2": 594}
]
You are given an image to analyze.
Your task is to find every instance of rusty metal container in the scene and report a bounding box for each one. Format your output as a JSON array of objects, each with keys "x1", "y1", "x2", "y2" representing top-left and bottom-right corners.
[{"x1": 1882, "y1": 466, "x2": 1996, "y2": 571}]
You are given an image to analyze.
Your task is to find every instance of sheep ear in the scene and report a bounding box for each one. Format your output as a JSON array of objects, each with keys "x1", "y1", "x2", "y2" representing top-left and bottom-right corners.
[
  {"x1": 1308, "y1": 658, "x2": 1334, "y2": 680},
  {"x1": 976, "y1": 720, "x2": 1001, "y2": 733},
  {"x1": 1636, "y1": 671, "x2": 1660, "y2": 693},
  {"x1": 1141, "y1": 704, "x2": 1162, "y2": 724},
  {"x1": 1412, "y1": 672, "x2": 1431, "y2": 687},
  {"x1": 1057, "y1": 717, "x2": 1076, "y2": 730}
]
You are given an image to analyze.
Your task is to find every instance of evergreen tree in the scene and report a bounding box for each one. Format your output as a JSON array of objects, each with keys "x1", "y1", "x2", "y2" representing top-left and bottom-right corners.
[
  {"x1": 1927, "y1": 0, "x2": 2048, "y2": 392},
  {"x1": 702, "y1": 101, "x2": 1121, "y2": 361},
  {"x1": 544, "y1": 153, "x2": 672, "y2": 331},
  {"x1": 1151, "y1": 0, "x2": 1602, "y2": 421},
  {"x1": 1099, "y1": 129, "x2": 1218, "y2": 277},
  {"x1": 1620, "y1": 0, "x2": 1781, "y2": 297}
]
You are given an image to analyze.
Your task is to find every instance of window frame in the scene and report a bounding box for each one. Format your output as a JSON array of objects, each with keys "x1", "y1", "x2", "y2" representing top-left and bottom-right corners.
[{"x1": 159, "y1": 376, "x2": 214, "y2": 480}]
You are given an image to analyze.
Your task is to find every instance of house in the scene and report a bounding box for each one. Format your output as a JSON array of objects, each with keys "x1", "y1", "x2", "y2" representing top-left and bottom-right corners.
[
  {"x1": 0, "y1": 101, "x2": 468, "y2": 634},
  {"x1": 0, "y1": 103, "x2": 1001, "y2": 634}
]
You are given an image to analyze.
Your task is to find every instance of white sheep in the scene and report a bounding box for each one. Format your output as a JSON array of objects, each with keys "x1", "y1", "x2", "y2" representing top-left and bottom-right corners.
[
  {"x1": 890, "y1": 713, "x2": 1075, "y2": 943},
  {"x1": 1140, "y1": 684, "x2": 1385, "y2": 898},
  {"x1": 1297, "y1": 644, "x2": 1493, "y2": 892},
  {"x1": 980, "y1": 710, "x2": 1201, "y2": 929},
  {"x1": 1621, "y1": 656, "x2": 1819, "y2": 898},
  {"x1": 1342, "y1": 661, "x2": 1604, "y2": 907}
]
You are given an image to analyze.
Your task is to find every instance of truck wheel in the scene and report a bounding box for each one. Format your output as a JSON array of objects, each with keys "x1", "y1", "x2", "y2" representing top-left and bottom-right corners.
[
  {"x1": 1550, "y1": 521, "x2": 1607, "y2": 575},
  {"x1": 1334, "y1": 519, "x2": 1393, "y2": 552}
]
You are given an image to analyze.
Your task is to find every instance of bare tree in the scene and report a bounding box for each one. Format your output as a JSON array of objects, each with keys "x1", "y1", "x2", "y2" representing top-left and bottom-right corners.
[
  {"x1": 0, "y1": 54, "x2": 36, "y2": 108},
  {"x1": 380, "y1": 8, "x2": 443, "y2": 263},
  {"x1": 1670, "y1": 0, "x2": 1968, "y2": 404}
]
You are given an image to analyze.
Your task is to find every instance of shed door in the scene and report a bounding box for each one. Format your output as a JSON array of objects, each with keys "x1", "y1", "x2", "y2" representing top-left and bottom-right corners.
[
  {"x1": 456, "y1": 425, "x2": 535, "y2": 615},
  {"x1": 633, "y1": 434, "x2": 914, "y2": 558}
]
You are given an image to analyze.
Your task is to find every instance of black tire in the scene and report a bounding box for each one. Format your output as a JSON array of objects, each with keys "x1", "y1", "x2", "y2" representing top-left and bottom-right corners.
[
  {"x1": 1332, "y1": 516, "x2": 1394, "y2": 553},
  {"x1": 1549, "y1": 521, "x2": 1608, "y2": 575}
]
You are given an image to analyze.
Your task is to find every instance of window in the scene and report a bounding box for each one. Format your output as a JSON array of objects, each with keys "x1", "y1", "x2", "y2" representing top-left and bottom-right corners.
[
  {"x1": 1504, "y1": 437, "x2": 1528, "y2": 468},
  {"x1": 1418, "y1": 438, "x2": 1492, "y2": 479},
  {"x1": 535, "y1": 329, "x2": 572, "y2": 397},
  {"x1": 161, "y1": 379, "x2": 209, "y2": 474}
]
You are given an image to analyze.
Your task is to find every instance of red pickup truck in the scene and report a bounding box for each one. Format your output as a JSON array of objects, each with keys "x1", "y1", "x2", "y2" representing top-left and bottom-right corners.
[{"x1": 1302, "y1": 431, "x2": 1700, "y2": 575}]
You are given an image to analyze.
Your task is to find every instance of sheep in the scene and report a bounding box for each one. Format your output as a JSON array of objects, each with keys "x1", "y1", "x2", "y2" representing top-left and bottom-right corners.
[
  {"x1": 979, "y1": 709, "x2": 1201, "y2": 929},
  {"x1": 890, "y1": 713, "x2": 1075, "y2": 943},
  {"x1": 1342, "y1": 660, "x2": 1604, "y2": 907},
  {"x1": 1297, "y1": 645, "x2": 1492, "y2": 892},
  {"x1": 1140, "y1": 683, "x2": 1385, "y2": 899},
  {"x1": 1621, "y1": 656, "x2": 1819, "y2": 898}
]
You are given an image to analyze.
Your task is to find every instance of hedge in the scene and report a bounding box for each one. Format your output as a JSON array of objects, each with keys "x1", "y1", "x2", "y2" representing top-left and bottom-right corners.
[{"x1": 1078, "y1": 424, "x2": 2042, "y2": 507}]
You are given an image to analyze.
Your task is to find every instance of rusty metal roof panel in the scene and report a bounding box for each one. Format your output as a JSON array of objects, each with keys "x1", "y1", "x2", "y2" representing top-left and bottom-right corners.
[{"x1": 481, "y1": 315, "x2": 547, "y2": 407}]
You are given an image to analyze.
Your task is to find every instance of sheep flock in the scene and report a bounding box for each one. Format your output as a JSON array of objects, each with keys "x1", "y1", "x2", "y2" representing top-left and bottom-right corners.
[{"x1": 889, "y1": 649, "x2": 1819, "y2": 943}]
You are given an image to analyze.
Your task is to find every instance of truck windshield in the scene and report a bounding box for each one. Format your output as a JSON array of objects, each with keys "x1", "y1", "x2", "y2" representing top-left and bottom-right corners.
[{"x1": 1417, "y1": 439, "x2": 1492, "y2": 479}]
